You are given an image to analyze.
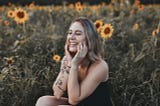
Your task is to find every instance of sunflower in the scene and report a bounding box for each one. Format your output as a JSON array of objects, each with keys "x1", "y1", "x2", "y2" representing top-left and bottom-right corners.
[
  {"x1": 91, "y1": 5, "x2": 99, "y2": 11},
  {"x1": 68, "y1": 4, "x2": 74, "y2": 9},
  {"x1": 28, "y1": 2, "x2": 35, "y2": 10},
  {"x1": 8, "y1": 2, "x2": 12, "y2": 6},
  {"x1": 94, "y1": 20, "x2": 103, "y2": 32},
  {"x1": 76, "y1": 6, "x2": 83, "y2": 13},
  {"x1": 133, "y1": 23, "x2": 139, "y2": 30},
  {"x1": 75, "y1": 1, "x2": 83, "y2": 13},
  {"x1": 14, "y1": 8, "x2": 29, "y2": 24},
  {"x1": 111, "y1": 0, "x2": 116, "y2": 3},
  {"x1": 0, "y1": 6, "x2": 5, "y2": 12},
  {"x1": 75, "y1": 1, "x2": 81, "y2": 7},
  {"x1": 4, "y1": 57, "x2": 14, "y2": 65},
  {"x1": 100, "y1": 24, "x2": 114, "y2": 39},
  {"x1": 133, "y1": 0, "x2": 140, "y2": 7},
  {"x1": 138, "y1": 4, "x2": 144, "y2": 11},
  {"x1": 130, "y1": 9, "x2": 135, "y2": 15},
  {"x1": 4, "y1": 20, "x2": 10, "y2": 26},
  {"x1": 8, "y1": 10, "x2": 15, "y2": 18},
  {"x1": 152, "y1": 29, "x2": 159, "y2": 36},
  {"x1": 120, "y1": 0, "x2": 124, "y2": 3},
  {"x1": 27, "y1": 2, "x2": 36, "y2": 10},
  {"x1": 53, "y1": 54, "x2": 61, "y2": 62}
]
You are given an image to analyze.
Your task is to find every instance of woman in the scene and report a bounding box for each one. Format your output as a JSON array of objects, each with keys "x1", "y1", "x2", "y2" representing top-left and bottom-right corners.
[{"x1": 36, "y1": 17, "x2": 113, "y2": 106}]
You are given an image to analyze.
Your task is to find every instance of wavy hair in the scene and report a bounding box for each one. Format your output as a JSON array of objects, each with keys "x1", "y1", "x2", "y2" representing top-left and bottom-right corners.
[{"x1": 72, "y1": 17, "x2": 102, "y2": 62}]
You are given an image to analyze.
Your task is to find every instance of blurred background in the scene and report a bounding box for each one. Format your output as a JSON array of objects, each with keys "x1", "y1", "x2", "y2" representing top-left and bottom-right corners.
[
  {"x1": 0, "y1": 0, "x2": 160, "y2": 106},
  {"x1": 0, "y1": 0, "x2": 160, "y2": 5}
]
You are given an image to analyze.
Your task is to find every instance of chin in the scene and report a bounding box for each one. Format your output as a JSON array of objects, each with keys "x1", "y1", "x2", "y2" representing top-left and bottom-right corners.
[{"x1": 69, "y1": 48, "x2": 77, "y2": 53}]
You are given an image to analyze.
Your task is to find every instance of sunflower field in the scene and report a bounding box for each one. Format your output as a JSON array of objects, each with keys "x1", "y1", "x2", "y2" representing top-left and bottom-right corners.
[{"x1": 0, "y1": 0, "x2": 160, "y2": 106}]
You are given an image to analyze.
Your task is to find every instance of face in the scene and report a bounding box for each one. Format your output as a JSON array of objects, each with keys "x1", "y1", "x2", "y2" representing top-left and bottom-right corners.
[{"x1": 66, "y1": 22, "x2": 86, "y2": 53}]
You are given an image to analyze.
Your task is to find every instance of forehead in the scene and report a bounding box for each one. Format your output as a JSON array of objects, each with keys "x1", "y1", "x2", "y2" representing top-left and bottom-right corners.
[{"x1": 69, "y1": 22, "x2": 84, "y2": 31}]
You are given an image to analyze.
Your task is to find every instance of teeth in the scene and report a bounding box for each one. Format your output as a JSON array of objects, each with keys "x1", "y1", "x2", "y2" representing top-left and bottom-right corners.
[{"x1": 70, "y1": 43, "x2": 77, "y2": 45}]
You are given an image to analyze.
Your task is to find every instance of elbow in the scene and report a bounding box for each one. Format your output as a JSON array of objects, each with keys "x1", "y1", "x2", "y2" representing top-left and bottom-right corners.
[
  {"x1": 53, "y1": 87, "x2": 63, "y2": 99},
  {"x1": 68, "y1": 99, "x2": 79, "y2": 105},
  {"x1": 54, "y1": 91, "x2": 63, "y2": 99},
  {"x1": 55, "y1": 95, "x2": 61, "y2": 99},
  {"x1": 68, "y1": 97, "x2": 80, "y2": 105}
]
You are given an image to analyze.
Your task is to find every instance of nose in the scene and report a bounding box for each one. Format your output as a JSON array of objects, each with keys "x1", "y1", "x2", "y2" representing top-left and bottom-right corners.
[{"x1": 69, "y1": 33, "x2": 76, "y2": 39}]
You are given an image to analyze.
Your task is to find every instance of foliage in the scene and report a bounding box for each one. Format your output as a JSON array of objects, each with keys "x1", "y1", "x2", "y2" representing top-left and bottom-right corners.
[{"x1": 0, "y1": 1, "x2": 160, "y2": 106}]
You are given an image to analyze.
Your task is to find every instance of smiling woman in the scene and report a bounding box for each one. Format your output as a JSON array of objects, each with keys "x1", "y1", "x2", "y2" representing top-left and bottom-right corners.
[
  {"x1": 35, "y1": 17, "x2": 113, "y2": 106},
  {"x1": 66, "y1": 22, "x2": 86, "y2": 54}
]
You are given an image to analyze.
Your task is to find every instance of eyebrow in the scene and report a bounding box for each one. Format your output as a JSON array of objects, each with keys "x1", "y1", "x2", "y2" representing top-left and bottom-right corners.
[{"x1": 69, "y1": 29, "x2": 83, "y2": 33}]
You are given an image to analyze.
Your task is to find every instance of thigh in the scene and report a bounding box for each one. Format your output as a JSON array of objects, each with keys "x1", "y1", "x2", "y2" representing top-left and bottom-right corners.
[{"x1": 36, "y1": 95, "x2": 70, "y2": 106}]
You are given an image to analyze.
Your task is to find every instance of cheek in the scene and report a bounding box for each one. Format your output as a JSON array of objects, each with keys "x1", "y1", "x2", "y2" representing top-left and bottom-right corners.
[
  {"x1": 78, "y1": 36, "x2": 86, "y2": 42},
  {"x1": 66, "y1": 38, "x2": 70, "y2": 44}
]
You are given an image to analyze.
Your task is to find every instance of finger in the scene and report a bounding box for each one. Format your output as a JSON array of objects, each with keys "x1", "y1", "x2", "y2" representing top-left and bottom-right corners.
[
  {"x1": 82, "y1": 42, "x2": 87, "y2": 51},
  {"x1": 80, "y1": 43, "x2": 83, "y2": 49},
  {"x1": 65, "y1": 42, "x2": 68, "y2": 50},
  {"x1": 83, "y1": 42, "x2": 86, "y2": 49},
  {"x1": 77, "y1": 44, "x2": 81, "y2": 52},
  {"x1": 65, "y1": 44, "x2": 69, "y2": 54},
  {"x1": 64, "y1": 44, "x2": 67, "y2": 53}
]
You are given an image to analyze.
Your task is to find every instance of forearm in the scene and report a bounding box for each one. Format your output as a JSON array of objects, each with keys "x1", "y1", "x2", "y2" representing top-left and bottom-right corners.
[
  {"x1": 53, "y1": 66, "x2": 70, "y2": 98},
  {"x1": 53, "y1": 72, "x2": 67, "y2": 92},
  {"x1": 68, "y1": 65, "x2": 80, "y2": 101}
]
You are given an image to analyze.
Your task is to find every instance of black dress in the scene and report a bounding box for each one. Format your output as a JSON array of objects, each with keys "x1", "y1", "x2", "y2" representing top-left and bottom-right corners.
[{"x1": 76, "y1": 81, "x2": 113, "y2": 106}]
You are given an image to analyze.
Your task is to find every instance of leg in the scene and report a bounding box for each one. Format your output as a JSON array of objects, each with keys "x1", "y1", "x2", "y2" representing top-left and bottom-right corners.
[{"x1": 35, "y1": 95, "x2": 70, "y2": 106}]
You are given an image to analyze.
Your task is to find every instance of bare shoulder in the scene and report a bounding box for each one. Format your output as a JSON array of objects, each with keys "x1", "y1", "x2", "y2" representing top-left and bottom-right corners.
[
  {"x1": 88, "y1": 59, "x2": 109, "y2": 82},
  {"x1": 90, "y1": 59, "x2": 109, "y2": 71},
  {"x1": 99, "y1": 59, "x2": 109, "y2": 70}
]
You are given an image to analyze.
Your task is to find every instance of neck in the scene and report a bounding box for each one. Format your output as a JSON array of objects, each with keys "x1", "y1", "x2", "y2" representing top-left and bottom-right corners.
[
  {"x1": 70, "y1": 52, "x2": 91, "y2": 68},
  {"x1": 80, "y1": 58, "x2": 91, "y2": 69}
]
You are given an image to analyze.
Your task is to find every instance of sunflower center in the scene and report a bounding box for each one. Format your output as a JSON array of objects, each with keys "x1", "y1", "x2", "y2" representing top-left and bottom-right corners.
[
  {"x1": 7, "y1": 60, "x2": 13, "y2": 64},
  {"x1": 17, "y1": 11, "x2": 25, "y2": 18},
  {"x1": 154, "y1": 30, "x2": 158, "y2": 35},
  {"x1": 104, "y1": 27, "x2": 110, "y2": 34},
  {"x1": 96, "y1": 23, "x2": 100, "y2": 28},
  {"x1": 9, "y1": 12, "x2": 13, "y2": 15}
]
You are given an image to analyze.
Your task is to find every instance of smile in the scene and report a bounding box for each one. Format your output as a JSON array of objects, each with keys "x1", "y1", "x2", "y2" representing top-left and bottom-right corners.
[{"x1": 69, "y1": 42, "x2": 78, "y2": 46}]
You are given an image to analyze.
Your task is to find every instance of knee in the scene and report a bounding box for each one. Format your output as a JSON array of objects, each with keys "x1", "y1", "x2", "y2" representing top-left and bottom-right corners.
[{"x1": 35, "y1": 96, "x2": 52, "y2": 106}]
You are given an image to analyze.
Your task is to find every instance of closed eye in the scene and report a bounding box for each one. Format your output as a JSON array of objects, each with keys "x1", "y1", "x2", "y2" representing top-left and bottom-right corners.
[
  {"x1": 67, "y1": 30, "x2": 83, "y2": 36},
  {"x1": 75, "y1": 31, "x2": 82, "y2": 35},
  {"x1": 67, "y1": 30, "x2": 72, "y2": 35}
]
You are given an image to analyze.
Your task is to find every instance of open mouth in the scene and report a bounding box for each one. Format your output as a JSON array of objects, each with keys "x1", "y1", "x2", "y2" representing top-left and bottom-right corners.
[{"x1": 69, "y1": 42, "x2": 78, "y2": 47}]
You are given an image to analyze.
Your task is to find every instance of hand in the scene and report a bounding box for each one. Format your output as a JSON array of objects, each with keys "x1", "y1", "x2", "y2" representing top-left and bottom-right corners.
[
  {"x1": 71, "y1": 42, "x2": 88, "y2": 66},
  {"x1": 53, "y1": 84, "x2": 64, "y2": 99},
  {"x1": 61, "y1": 56, "x2": 68, "y2": 67},
  {"x1": 64, "y1": 43, "x2": 72, "y2": 65}
]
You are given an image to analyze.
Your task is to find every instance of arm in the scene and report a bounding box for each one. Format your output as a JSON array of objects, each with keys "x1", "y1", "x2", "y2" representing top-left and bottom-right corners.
[
  {"x1": 68, "y1": 61, "x2": 109, "y2": 105},
  {"x1": 53, "y1": 56, "x2": 70, "y2": 99},
  {"x1": 67, "y1": 42, "x2": 109, "y2": 105},
  {"x1": 53, "y1": 43, "x2": 73, "y2": 99}
]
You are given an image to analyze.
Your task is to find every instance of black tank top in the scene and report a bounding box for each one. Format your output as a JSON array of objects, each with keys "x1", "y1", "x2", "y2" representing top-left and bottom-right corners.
[{"x1": 76, "y1": 81, "x2": 113, "y2": 106}]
